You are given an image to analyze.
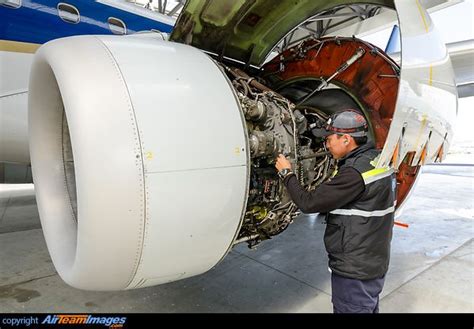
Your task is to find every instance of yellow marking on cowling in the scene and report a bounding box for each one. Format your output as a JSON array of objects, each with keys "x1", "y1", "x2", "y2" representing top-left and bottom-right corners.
[
  {"x1": 234, "y1": 147, "x2": 241, "y2": 155},
  {"x1": 414, "y1": 114, "x2": 428, "y2": 150},
  {"x1": 415, "y1": 0, "x2": 433, "y2": 86},
  {"x1": 415, "y1": 0, "x2": 429, "y2": 32},
  {"x1": 145, "y1": 152, "x2": 153, "y2": 160},
  {"x1": 0, "y1": 40, "x2": 40, "y2": 53}
]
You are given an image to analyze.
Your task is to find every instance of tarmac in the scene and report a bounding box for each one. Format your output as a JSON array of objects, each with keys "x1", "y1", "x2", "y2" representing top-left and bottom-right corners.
[{"x1": 0, "y1": 163, "x2": 472, "y2": 313}]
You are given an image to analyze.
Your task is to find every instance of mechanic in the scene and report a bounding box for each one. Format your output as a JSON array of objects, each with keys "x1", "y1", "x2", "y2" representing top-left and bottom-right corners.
[{"x1": 275, "y1": 109, "x2": 396, "y2": 313}]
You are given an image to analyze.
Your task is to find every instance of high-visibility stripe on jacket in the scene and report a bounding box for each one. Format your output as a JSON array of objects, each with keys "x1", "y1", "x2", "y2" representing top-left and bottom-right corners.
[{"x1": 324, "y1": 145, "x2": 396, "y2": 280}]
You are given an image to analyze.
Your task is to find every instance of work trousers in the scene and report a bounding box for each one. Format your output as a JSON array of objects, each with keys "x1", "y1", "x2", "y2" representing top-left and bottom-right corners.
[{"x1": 331, "y1": 272, "x2": 385, "y2": 313}]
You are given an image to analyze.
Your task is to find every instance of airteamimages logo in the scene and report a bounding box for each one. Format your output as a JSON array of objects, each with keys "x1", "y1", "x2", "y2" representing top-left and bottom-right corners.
[
  {"x1": 41, "y1": 315, "x2": 127, "y2": 327},
  {"x1": 0, "y1": 315, "x2": 128, "y2": 328}
]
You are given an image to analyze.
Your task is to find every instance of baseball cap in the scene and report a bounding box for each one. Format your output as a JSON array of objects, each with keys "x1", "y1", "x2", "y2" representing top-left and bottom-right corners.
[{"x1": 311, "y1": 109, "x2": 368, "y2": 138}]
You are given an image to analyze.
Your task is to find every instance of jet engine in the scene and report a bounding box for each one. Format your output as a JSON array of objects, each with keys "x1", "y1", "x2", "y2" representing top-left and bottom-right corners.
[
  {"x1": 28, "y1": 1, "x2": 457, "y2": 291},
  {"x1": 28, "y1": 34, "x2": 392, "y2": 290}
]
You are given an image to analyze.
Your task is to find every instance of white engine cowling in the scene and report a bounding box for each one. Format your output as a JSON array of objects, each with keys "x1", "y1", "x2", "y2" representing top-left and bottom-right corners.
[{"x1": 28, "y1": 34, "x2": 250, "y2": 290}]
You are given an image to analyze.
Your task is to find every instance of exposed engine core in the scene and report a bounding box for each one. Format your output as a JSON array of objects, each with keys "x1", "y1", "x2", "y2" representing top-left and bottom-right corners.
[
  {"x1": 223, "y1": 36, "x2": 402, "y2": 248},
  {"x1": 225, "y1": 67, "x2": 335, "y2": 248}
]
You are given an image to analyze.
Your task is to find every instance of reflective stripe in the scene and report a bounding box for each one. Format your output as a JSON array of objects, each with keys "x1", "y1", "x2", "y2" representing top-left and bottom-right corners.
[
  {"x1": 330, "y1": 205, "x2": 395, "y2": 217},
  {"x1": 361, "y1": 167, "x2": 394, "y2": 185}
]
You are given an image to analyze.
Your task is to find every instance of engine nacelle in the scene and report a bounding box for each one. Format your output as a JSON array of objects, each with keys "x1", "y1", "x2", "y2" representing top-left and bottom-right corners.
[{"x1": 29, "y1": 35, "x2": 250, "y2": 290}]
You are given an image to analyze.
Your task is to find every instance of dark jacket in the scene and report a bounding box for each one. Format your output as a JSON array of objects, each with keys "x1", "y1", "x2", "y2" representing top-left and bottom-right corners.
[{"x1": 283, "y1": 142, "x2": 396, "y2": 280}]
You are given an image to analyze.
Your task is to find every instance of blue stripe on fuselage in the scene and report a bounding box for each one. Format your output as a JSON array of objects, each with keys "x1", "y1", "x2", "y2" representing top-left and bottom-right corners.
[{"x1": 0, "y1": 0, "x2": 174, "y2": 45}]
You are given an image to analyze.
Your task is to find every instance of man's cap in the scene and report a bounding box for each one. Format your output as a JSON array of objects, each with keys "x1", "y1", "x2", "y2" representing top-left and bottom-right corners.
[{"x1": 311, "y1": 109, "x2": 368, "y2": 138}]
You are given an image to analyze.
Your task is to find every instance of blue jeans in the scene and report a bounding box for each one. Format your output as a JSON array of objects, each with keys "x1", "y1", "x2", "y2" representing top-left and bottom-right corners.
[{"x1": 331, "y1": 272, "x2": 385, "y2": 313}]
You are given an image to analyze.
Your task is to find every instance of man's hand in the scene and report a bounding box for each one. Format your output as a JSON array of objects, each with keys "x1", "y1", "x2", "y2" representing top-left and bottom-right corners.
[{"x1": 275, "y1": 154, "x2": 292, "y2": 172}]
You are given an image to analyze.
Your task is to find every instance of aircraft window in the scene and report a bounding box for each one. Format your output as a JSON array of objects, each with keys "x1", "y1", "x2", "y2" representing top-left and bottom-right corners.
[
  {"x1": 108, "y1": 17, "x2": 127, "y2": 35},
  {"x1": 57, "y1": 3, "x2": 80, "y2": 24},
  {"x1": 0, "y1": 0, "x2": 21, "y2": 9}
]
